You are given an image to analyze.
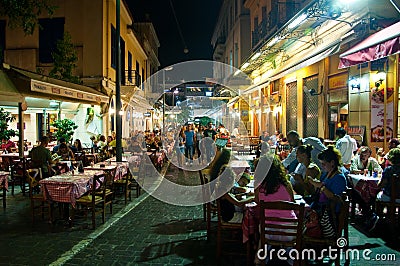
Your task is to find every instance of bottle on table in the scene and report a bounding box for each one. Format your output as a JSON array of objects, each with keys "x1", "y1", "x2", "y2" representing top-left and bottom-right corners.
[{"x1": 368, "y1": 161, "x2": 373, "y2": 177}]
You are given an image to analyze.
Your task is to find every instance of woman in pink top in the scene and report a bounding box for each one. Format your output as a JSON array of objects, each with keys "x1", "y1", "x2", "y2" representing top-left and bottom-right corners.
[{"x1": 255, "y1": 156, "x2": 296, "y2": 222}]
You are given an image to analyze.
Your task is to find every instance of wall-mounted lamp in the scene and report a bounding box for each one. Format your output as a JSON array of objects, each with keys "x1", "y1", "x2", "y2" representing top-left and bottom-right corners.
[
  {"x1": 375, "y1": 71, "x2": 386, "y2": 88},
  {"x1": 349, "y1": 77, "x2": 360, "y2": 90}
]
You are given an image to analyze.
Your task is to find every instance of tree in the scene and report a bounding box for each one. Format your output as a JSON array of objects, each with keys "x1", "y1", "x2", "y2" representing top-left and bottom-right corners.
[
  {"x1": 51, "y1": 118, "x2": 78, "y2": 143},
  {"x1": 49, "y1": 31, "x2": 81, "y2": 84},
  {"x1": 0, "y1": 0, "x2": 56, "y2": 35},
  {"x1": 0, "y1": 108, "x2": 17, "y2": 141}
]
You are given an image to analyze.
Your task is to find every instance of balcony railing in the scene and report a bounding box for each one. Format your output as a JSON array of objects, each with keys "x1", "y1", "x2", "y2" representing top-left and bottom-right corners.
[{"x1": 123, "y1": 69, "x2": 141, "y2": 87}]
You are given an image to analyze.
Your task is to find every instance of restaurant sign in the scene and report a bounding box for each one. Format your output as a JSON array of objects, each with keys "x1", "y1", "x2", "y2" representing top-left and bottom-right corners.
[{"x1": 31, "y1": 79, "x2": 108, "y2": 103}]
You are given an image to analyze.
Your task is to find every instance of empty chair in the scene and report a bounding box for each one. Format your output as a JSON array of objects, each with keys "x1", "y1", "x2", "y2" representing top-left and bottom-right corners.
[{"x1": 74, "y1": 173, "x2": 107, "y2": 229}]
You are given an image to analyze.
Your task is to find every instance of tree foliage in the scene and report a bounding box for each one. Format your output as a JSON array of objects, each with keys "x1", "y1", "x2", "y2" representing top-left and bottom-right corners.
[
  {"x1": 0, "y1": 0, "x2": 56, "y2": 35},
  {"x1": 51, "y1": 118, "x2": 78, "y2": 143},
  {"x1": 49, "y1": 31, "x2": 81, "y2": 84},
  {"x1": 0, "y1": 108, "x2": 17, "y2": 140}
]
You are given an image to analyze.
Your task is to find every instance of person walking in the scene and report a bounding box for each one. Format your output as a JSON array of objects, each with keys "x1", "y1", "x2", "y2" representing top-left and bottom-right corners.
[{"x1": 184, "y1": 124, "x2": 195, "y2": 165}]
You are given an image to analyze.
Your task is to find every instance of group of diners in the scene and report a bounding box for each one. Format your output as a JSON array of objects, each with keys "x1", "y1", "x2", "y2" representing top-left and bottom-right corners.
[{"x1": 207, "y1": 128, "x2": 400, "y2": 265}]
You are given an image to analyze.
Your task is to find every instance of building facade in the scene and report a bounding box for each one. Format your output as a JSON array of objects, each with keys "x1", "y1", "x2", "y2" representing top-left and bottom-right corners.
[
  {"x1": 1, "y1": 0, "x2": 159, "y2": 144},
  {"x1": 234, "y1": 0, "x2": 399, "y2": 152}
]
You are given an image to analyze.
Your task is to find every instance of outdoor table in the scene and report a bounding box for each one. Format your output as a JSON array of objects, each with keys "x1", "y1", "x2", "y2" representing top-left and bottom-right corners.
[
  {"x1": 39, "y1": 170, "x2": 99, "y2": 207},
  {"x1": 84, "y1": 162, "x2": 128, "y2": 181},
  {"x1": 348, "y1": 174, "x2": 380, "y2": 204},
  {"x1": 229, "y1": 160, "x2": 250, "y2": 175},
  {"x1": 0, "y1": 171, "x2": 9, "y2": 208},
  {"x1": 0, "y1": 171, "x2": 9, "y2": 191}
]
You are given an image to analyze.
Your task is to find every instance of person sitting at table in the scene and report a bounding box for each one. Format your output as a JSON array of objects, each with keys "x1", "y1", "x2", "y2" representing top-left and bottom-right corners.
[
  {"x1": 306, "y1": 146, "x2": 347, "y2": 207},
  {"x1": 73, "y1": 139, "x2": 84, "y2": 152},
  {"x1": 215, "y1": 165, "x2": 255, "y2": 223},
  {"x1": 57, "y1": 143, "x2": 75, "y2": 161},
  {"x1": 292, "y1": 144, "x2": 321, "y2": 197},
  {"x1": 305, "y1": 146, "x2": 347, "y2": 238},
  {"x1": 282, "y1": 130, "x2": 326, "y2": 174},
  {"x1": 231, "y1": 172, "x2": 252, "y2": 195},
  {"x1": 1, "y1": 138, "x2": 16, "y2": 153},
  {"x1": 350, "y1": 146, "x2": 382, "y2": 175},
  {"x1": 377, "y1": 138, "x2": 400, "y2": 169},
  {"x1": 30, "y1": 136, "x2": 58, "y2": 179},
  {"x1": 377, "y1": 148, "x2": 400, "y2": 203},
  {"x1": 254, "y1": 155, "x2": 297, "y2": 265}
]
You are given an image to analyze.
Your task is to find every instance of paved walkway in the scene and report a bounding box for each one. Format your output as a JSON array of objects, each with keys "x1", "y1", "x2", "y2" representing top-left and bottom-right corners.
[{"x1": 1, "y1": 163, "x2": 400, "y2": 265}]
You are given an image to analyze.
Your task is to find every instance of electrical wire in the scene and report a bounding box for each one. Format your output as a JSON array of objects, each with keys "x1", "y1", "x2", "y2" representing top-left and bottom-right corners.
[{"x1": 169, "y1": 0, "x2": 189, "y2": 53}]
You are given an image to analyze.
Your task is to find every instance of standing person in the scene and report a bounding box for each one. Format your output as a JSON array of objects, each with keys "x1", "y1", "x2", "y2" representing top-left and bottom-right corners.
[
  {"x1": 195, "y1": 125, "x2": 204, "y2": 163},
  {"x1": 282, "y1": 130, "x2": 326, "y2": 172},
  {"x1": 231, "y1": 125, "x2": 240, "y2": 139},
  {"x1": 30, "y1": 136, "x2": 58, "y2": 179},
  {"x1": 335, "y1": 128, "x2": 357, "y2": 168},
  {"x1": 184, "y1": 124, "x2": 195, "y2": 165},
  {"x1": 203, "y1": 122, "x2": 217, "y2": 162}
]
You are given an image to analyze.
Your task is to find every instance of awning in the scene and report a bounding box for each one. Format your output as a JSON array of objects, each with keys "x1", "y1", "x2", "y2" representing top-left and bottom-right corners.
[
  {"x1": 339, "y1": 21, "x2": 400, "y2": 68},
  {"x1": 270, "y1": 42, "x2": 341, "y2": 81},
  {"x1": 3, "y1": 64, "x2": 109, "y2": 104},
  {"x1": 0, "y1": 69, "x2": 24, "y2": 105}
]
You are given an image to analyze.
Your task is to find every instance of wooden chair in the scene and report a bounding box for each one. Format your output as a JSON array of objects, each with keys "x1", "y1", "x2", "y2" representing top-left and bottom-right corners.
[
  {"x1": 113, "y1": 171, "x2": 131, "y2": 205},
  {"x1": 375, "y1": 173, "x2": 400, "y2": 235},
  {"x1": 216, "y1": 199, "x2": 244, "y2": 259},
  {"x1": 303, "y1": 194, "x2": 350, "y2": 266},
  {"x1": 129, "y1": 166, "x2": 141, "y2": 198},
  {"x1": 258, "y1": 200, "x2": 305, "y2": 266},
  {"x1": 74, "y1": 173, "x2": 107, "y2": 229},
  {"x1": 26, "y1": 168, "x2": 51, "y2": 223},
  {"x1": 199, "y1": 169, "x2": 217, "y2": 240},
  {"x1": 10, "y1": 158, "x2": 30, "y2": 195}
]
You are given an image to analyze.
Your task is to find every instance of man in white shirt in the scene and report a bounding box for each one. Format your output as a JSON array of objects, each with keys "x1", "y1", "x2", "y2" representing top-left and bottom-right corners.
[
  {"x1": 282, "y1": 130, "x2": 326, "y2": 172},
  {"x1": 335, "y1": 128, "x2": 357, "y2": 167}
]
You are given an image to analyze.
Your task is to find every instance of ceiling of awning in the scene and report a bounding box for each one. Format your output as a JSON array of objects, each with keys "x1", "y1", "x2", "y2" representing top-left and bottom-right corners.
[
  {"x1": 0, "y1": 69, "x2": 24, "y2": 106},
  {"x1": 3, "y1": 64, "x2": 109, "y2": 105},
  {"x1": 339, "y1": 20, "x2": 400, "y2": 68}
]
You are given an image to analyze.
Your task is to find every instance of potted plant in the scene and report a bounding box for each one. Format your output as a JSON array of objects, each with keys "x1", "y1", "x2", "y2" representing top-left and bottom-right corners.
[
  {"x1": 51, "y1": 118, "x2": 78, "y2": 143},
  {"x1": 0, "y1": 108, "x2": 18, "y2": 142}
]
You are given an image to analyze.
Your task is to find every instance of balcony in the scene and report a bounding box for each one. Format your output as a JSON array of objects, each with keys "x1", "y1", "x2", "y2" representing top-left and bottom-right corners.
[{"x1": 123, "y1": 69, "x2": 141, "y2": 88}]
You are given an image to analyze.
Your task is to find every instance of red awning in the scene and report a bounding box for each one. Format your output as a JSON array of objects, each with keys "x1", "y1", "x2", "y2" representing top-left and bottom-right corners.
[{"x1": 339, "y1": 21, "x2": 400, "y2": 68}]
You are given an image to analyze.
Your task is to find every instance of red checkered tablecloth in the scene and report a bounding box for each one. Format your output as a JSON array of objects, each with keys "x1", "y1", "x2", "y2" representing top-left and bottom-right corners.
[
  {"x1": 0, "y1": 171, "x2": 9, "y2": 190},
  {"x1": 39, "y1": 170, "x2": 100, "y2": 207}
]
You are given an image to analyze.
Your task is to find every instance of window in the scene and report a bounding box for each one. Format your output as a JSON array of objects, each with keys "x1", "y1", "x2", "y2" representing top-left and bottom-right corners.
[
  {"x1": 120, "y1": 37, "x2": 125, "y2": 84},
  {"x1": 39, "y1": 18, "x2": 65, "y2": 63},
  {"x1": 128, "y1": 52, "x2": 132, "y2": 82},
  {"x1": 111, "y1": 25, "x2": 116, "y2": 69},
  {"x1": 0, "y1": 20, "x2": 5, "y2": 63}
]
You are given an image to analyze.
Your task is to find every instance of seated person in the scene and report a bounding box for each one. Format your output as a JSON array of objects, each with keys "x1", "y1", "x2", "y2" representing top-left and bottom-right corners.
[
  {"x1": 57, "y1": 143, "x2": 75, "y2": 161},
  {"x1": 30, "y1": 136, "x2": 58, "y2": 179},
  {"x1": 350, "y1": 146, "x2": 382, "y2": 174},
  {"x1": 231, "y1": 172, "x2": 252, "y2": 195},
  {"x1": 377, "y1": 148, "x2": 400, "y2": 203},
  {"x1": 292, "y1": 144, "x2": 321, "y2": 197},
  {"x1": 216, "y1": 165, "x2": 255, "y2": 223},
  {"x1": 1, "y1": 138, "x2": 16, "y2": 152},
  {"x1": 306, "y1": 146, "x2": 347, "y2": 211},
  {"x1": 254, "y1": 155, "x2": 297, "y2": 265}
]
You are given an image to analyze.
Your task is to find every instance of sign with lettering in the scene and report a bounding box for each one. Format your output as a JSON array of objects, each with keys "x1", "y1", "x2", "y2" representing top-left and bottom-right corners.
[
  {"x1": 328, "y1": 73, "x2": 348, "y2": 90},
  {"x1": 31, "y1": 79, "x2": 108, "y2": 103}
]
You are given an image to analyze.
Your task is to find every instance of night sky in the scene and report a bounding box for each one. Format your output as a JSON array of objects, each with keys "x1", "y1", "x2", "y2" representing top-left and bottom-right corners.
[{"x1": 128, "y1": 0, "x2": 223, "y2": 69}]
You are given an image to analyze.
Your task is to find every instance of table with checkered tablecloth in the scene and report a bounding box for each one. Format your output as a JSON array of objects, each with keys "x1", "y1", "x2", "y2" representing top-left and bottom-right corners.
[
  {"x1": 0, "y1": 171, "x2": 9, "y2": 191},
  {"x1": 39, "y1": 170, "x2": 100, "y2": 208}
]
